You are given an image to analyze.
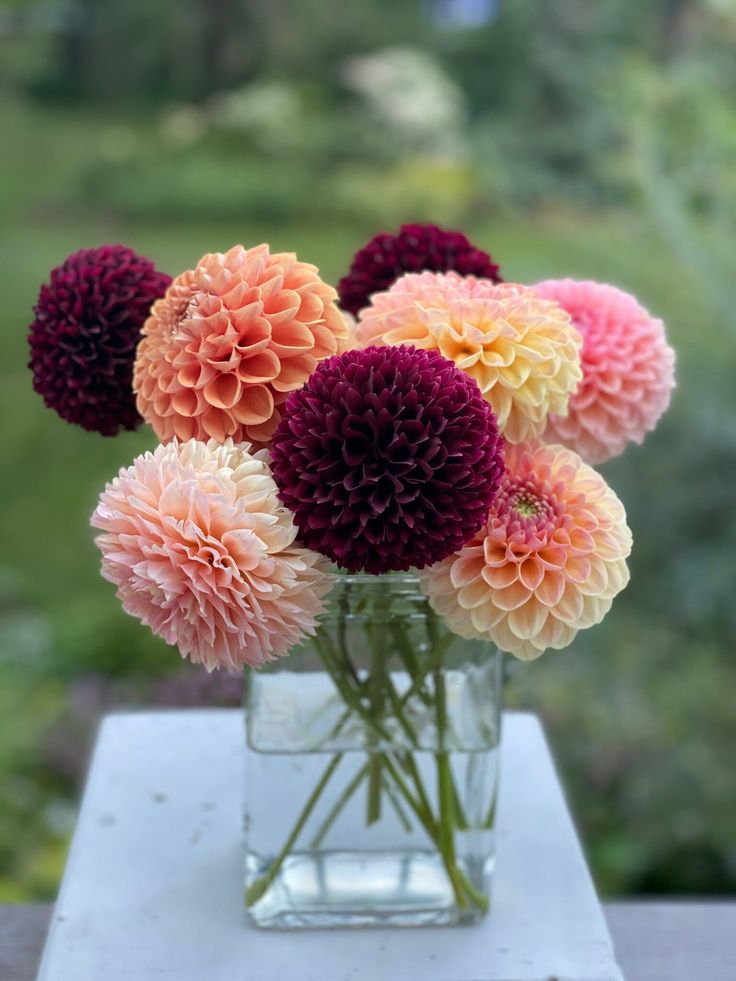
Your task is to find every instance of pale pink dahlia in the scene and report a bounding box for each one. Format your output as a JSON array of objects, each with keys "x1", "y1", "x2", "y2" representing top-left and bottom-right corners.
[
  {"x1": 535, "y1": 279, "x2": 675, "y2": 464},
  {"x1": 419, "y1": 442, "x2": 632, "y2": 661},
  {"x1": 134, "y1": 244, "x2": 349, "y2": 446},
  {"x1": 91, "y1": 438, "x2": 332, "y2": 671},
  {"x1": 355, "y1": 272, "x2": 582, "y2": 444}
]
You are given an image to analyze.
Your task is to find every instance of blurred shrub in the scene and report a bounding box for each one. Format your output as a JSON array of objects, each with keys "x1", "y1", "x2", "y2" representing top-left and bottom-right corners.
[
  {"x1": 70, "y1": 51, "x2": 483, "y2": 227},
  {"x1": 0, "y1": 665, "x2": 70, "y2": 901},
  {"x1": 603, "y1": 55, "x2": 736, "y2": 222},
  {"x1": 10, "y1": 0, "x2": 736, "y2": 217},
  {"x1": 332, "y1": 157, "x2": 478, "y2": 227},
  {"x1": 80, "y1": 148, "x2": 319, "y2": 222},
  {"x1": 77, "y1": 146, "x2": 482, "y2": 229}
]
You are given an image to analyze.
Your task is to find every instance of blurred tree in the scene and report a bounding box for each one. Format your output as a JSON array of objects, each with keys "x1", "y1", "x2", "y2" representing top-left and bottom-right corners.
[
  {"x1": 656, "y1": 0, "x2": 700, "y2": 59},
  {"x1": 21, "y1": 0, "x2": 429, "y2": 101},
  {"x1": 26, "y1": 0, "x2": 262, "y2": 100}
]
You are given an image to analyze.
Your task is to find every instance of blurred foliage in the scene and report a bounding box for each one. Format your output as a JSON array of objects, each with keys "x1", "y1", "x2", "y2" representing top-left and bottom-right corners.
[
  {"x1": 5, "y1": 0, "x2": 736, "y2": 221},
  {"x1": 1, "y1": 0, "x2": 735, "y2": 902}
]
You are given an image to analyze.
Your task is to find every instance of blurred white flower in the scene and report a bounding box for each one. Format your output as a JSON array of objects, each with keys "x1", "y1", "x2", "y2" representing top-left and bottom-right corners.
[{"x1": 342, "y1": 47, "x2": 468, "y2": 159}]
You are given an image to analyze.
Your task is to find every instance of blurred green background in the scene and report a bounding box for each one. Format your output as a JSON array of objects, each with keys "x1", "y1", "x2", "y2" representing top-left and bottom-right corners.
[{"x1": 1, "y1": 0, "x2": 735, "y2": 902}]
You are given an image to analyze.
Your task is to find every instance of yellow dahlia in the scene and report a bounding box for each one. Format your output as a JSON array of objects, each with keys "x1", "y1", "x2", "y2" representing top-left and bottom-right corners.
[
  {"x1": 418, "y1": 442, "x2": 631, "y2": 660},
  {"x1": 134, "y1": 244, "x2": 349, "y2": 446},
  {"x1": 355, "y1": 272, "x2": 582, "y2": 443}
]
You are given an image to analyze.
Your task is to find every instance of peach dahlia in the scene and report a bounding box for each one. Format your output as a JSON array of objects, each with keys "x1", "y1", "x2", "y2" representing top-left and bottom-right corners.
[
  {"x1": 419, "y1": 441, "x2": 632, "y2": 660},
  {"x1": 91, "y1": 438, "x2": 332, "y2": 671}
]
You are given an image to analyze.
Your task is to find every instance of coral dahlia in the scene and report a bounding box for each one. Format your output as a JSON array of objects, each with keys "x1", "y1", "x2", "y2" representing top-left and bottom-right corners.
[
  {"x1": 270, "y1": 345, "x2": 505, "y2": 574},
  {"x1": 28, "y1": 244, "x2": 171, "y2": 435},
  {"x1": 134, "y1": 244, "x2": 349, "y2": 447},
  {"x1": 91, "y1": 438, "x2": 332, "y2": 671},
  {"x1": 356, "y1": 272, "x2": 582, "y2": 444},
  {"x1": 419, "y1": 442, "x2": 631, "y2": 660},
  {"x1": 337, "y1": 223, "x2": 501, "y2": 316},
  {"x1": 535, "y1": 279, "x2": 675, "y2": 464}
]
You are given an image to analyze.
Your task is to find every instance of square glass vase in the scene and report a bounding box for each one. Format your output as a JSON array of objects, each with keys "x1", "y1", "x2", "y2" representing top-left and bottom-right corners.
[{"x1": 244, "y1": 574, "x2": 502, "y2": 929}]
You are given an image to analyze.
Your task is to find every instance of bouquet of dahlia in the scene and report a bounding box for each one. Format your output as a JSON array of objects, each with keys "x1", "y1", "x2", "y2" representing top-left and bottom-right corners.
[{"x1": 29, "y1": 225, "x2": 674, "y2": 927}]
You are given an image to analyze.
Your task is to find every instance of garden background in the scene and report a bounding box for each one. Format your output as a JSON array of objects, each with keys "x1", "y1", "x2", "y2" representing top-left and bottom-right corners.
[{"x1": 1, "y1": 0, "x2": 735, "y2": 901}]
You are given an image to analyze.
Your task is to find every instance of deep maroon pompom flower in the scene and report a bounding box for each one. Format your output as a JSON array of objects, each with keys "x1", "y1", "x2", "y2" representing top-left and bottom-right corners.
[
  {"x1": 271, "y1": 345, "x2": 505, "y2": 574},
  {"x1": 29, "y1": 244, "x2": 171, "y2": 436},
  {"x1": 337, "y1": 223, "x2": 502, "y2": 316}
]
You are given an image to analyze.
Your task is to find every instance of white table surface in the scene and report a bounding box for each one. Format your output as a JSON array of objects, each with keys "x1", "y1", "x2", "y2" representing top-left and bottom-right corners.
[{"x1": 37, "y1": 710, "x2": 624, "y2": 981}]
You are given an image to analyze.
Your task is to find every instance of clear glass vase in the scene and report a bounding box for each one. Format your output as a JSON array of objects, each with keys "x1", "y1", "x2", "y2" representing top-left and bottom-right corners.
[{"x1": 243, "y1": 574, "x2": 503, "y2": 929}]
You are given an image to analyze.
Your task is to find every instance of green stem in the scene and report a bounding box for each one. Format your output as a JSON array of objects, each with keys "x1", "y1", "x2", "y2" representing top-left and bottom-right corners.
[
  {"x1": 366, "y1": 755, "x2": 383, "y2": 824},
  {"x1": 365, "y1": 579, "x2": 391, "y2": 824},
  {"x1": 309, "y1": 759, "x2": 370, "y2": 849},
  {"x1": 381, "y1": 753, "x2": 469, "y2": 910},
  {"x1": 366, "y1": 624, "x2": 384, "y2": 825},
  {"x1": 429, "y1": 617, "x2": 487, "y2": 910},
  {"x1": 266, "y1": 606, "x2": 487, "y2": 914},
  {"x1": 483, "y1": 795, "x2": 497, "y2": 830},
  {"x1": 382, "y1": 771, "x2": 413, "y2": 833},
  {"x1": 427, "y1": 635, "x2": 487, "y2": 911},
  {"x1": 393, "y1": 619, "x2": 468, "y2": 832},
  {"x1": 337, "y1": 580, "x2": 363, "y2": 689},
  {"x1": 431, "y1": 613, "x2": 459, "y2": 864},
  {"x1": 312, "y1": 633, "x2": 375, "y2": 733},
  {"x1": 245, "y1": 752, "x2": 343, "y2": 907},
  {"x1": 314, "y1": 634, "x2": 391, "y2": 742},
  {"x1": 400, "y1": 752, "x2": 435, "y2": 826},
  {"x1": 385, "y1": 681, "x2": 419, "y2": 745},
  {"x1": 427, "y1": 613, "x2": 469, "y2": 830},
  {"x1": 398, "y1": 672, "x2": 429, "y2": 710},
  {"x1": 389, "y1": 621, "x2": 431, "y2": 705},
  {"x1": 322, "y1": 621, "x2": 482, "y2": 909},
  {"x1": 321, "y1": 706, "x2": 353, "y2": 747},
  {"x1": 309, "y1": 754, "x2": 415, "y2": 852},
  {"x1": 451, "y1": 776, "x2": 470, "y2": 831}
]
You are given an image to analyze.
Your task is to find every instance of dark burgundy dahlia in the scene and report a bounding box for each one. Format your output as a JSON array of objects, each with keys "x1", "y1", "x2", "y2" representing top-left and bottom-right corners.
[
  {"x1": 271, "y1": 345, "x2": 505, "y2": 574},
  {"x1": 29, "y1": 244, "x2": 171, "y2": 436},
  {"x1": 337, "y1": 223, "x2": 502, "y2": 316}
]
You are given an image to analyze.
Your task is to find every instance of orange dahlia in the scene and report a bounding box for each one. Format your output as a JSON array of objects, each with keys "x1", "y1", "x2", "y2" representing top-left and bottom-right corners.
[
  {"x1": 355, "y1": 272, "x2": 582, "y2": 443},
  {"x1": 418, "y1": 442, "x2": 631, "y2": 660},
  {"x1": 134, "y1": 244, "x2": 349, "y2": 446}
]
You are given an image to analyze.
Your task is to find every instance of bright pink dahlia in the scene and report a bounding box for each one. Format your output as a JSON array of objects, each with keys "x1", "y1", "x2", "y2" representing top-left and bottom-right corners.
[
  {"x1": 535, "y1": 279, "x2": 675, "y2": 464},
  {"x1": 270, "y1": 345, "x2": 505, "y2": 574},
  {"x1": 91, "y1": 438, "x2": 332, "y2": 671},
  {"x1": 337, "y1": 223, "x2": 501, "y2": 316},
  {"x1": 29, "y1": 245, "x2": 171, "y2": 435}
]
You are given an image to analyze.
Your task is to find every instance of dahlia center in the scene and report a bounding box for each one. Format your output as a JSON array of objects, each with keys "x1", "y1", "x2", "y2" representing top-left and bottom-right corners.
[
  {"x1": 170, "y1": 296, "x2": 197, "y2": 335},
  {"x1": 513, "y1": 493, "x2": 540, "y2": 518},
  {"x1": 495, "y1": 475, "x2": 562, "y2": 541}
]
